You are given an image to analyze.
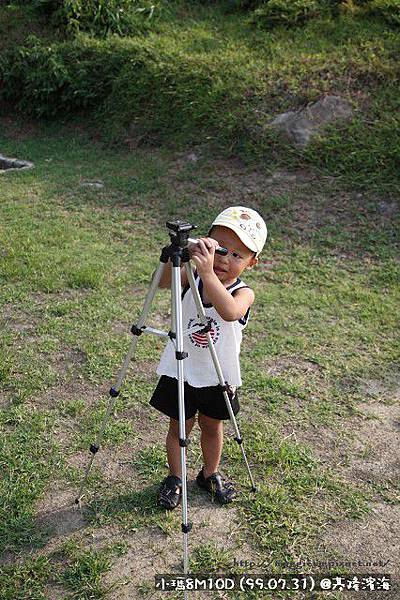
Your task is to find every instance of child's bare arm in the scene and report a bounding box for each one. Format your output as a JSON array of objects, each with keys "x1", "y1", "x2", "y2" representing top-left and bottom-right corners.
[
  {"x1": 190, "y1": 238, "x2": 254, "y2": 321},
  {"x1": 202, "y1": 275, "x2": 254, "y2": 321},
  {"x1": 158, "y1": 261, "x2": 188, "y2": 289},
  {"x1": 158, "y1": 242, "x2": 197, "y2": 288}
]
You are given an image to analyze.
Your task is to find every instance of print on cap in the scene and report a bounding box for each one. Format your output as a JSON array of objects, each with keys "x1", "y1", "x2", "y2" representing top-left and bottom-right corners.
[{"x1": 188, "y1": 317, "x2": 221, "y2": 348}]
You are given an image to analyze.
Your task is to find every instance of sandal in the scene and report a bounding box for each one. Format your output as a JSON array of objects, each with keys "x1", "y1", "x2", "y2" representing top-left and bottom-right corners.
[
  {"x1": 159, "y1": 475, "x2": 182, "y2": 510},
  {"x1": 196, "y1": 468, "x2": 236, "y2": 504}
]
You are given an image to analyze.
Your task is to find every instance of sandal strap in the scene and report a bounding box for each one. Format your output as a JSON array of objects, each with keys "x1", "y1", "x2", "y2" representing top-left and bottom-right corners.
[
  {"x1": 197, "y1": 469, "x2": 236, "y2": 503},
  {"x1": 159, "y1": 475, "x2": 182, "y2": 509}
]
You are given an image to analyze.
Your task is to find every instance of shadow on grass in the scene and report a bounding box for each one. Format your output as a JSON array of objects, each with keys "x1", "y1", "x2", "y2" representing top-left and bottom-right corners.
[
  {"x1": 84, "y1": 483, "x2": 164, "y2": 528},
  {"x1": 0, "y1": 483, "x2": 164, "y2": 566}
]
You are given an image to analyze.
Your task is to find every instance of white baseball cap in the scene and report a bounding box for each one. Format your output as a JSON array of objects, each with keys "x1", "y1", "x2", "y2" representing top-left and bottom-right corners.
[{"x1": 210, "y1": 206, "x2": 267, "y2": 257}]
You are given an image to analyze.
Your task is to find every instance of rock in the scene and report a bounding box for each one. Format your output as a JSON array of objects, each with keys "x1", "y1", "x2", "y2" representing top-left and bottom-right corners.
[
  {"x1": 0, "y1": 154, "x2": 34, "y2": 172},
  {"x1": 377, "y1": 201, "x2": 398, "y2": 217},
  {"x1": 270, "y1": 95, "x2": 354, "y2": 147},
  {"x1": 80, "y1": 180, "x2": 104, "y2": 189},
  {"x1": 186, "y1": 152, "x2": 199, "y2": 163}
]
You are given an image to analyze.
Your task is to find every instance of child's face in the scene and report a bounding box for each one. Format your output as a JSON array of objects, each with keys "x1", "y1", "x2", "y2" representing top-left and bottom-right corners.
[{"x1": 210, "y1": 225, "x2": 257, "y2": 284}]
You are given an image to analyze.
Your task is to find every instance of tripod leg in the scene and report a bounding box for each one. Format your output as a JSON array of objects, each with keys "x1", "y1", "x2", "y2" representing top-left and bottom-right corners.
[
  {"x1": 171, "y1": 256, "x2": 191, "y2": 588},
  {"x1": 75, "y1": 262, "x2": 165, "y2": 505},
  {"x1": 185, "y1": 264, "x2": 257, "y2": 492}
]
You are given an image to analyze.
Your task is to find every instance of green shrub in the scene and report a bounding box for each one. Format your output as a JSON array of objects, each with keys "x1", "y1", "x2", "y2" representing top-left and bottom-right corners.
[
  {"x1": 33, "y1": 0, "x2": 63, "y2": 14},
  {"x1": 12, "y1": 0, "x2": 162, "y2": 37},
  {"x1": 221, "y1": 0, "x2": 264, "y2": 11},
  {"x1": 0, "y1": 33, "x2": 257, "y2": 139},
  {"x1": 0, "y1": 35, "x2": 132, "y2": 116},
  {"x1": 303, "y1": 85, "x2": 400, "y2": 191},
  {"x1": 99, "y1": 41, "x2": 259, "y2": 143},
  {"x1": 366, "y1": 0, "x2": 400, "y2": 25},
  {"x1": 249, "y1": 0, "x2": 323, "y2": 29},
  {"x1": 60, "y1": 0, "x2": 162, "y2": 37}
]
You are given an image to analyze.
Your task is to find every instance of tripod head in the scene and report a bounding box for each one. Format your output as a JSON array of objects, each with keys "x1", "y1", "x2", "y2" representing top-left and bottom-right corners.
[
  {"x1": 166, "y1": 220, "x2": 196, "y2": 248},
  {"x1": 166, "y1": 220, "x2": 228, "y2": 256}
]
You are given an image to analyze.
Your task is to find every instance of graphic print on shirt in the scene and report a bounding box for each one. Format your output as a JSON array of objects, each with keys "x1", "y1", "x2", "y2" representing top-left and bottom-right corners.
[{"x1": 187, "y1": 317, "x2": 221, "y2": 348}]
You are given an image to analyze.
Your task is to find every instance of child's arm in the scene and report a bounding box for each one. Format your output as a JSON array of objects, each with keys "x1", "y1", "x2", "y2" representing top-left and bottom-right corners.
[
  {"x1": 158, "y1": 261, "x2": 188, "y2": 289},
  {"x1": 190, "y1": 238, "x2": 255, "y2": 321},
  {"x1": 158, "y1": 242, "x2": 198, "y2": 289}
]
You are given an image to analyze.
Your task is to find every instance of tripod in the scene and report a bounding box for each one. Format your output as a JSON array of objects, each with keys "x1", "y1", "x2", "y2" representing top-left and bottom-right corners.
[{"x1": 76, "y1": 220, "x2": 256, "y2": 594}]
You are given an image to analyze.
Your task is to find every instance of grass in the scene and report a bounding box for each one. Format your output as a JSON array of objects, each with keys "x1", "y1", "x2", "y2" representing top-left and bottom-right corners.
[
  {"x1": 0, "y1": 555, "x2": 52, "y2": 600},
  {"x1": 1, "y1": 3, "x2": 399, "y2": 192},
  {"x1": 0, "y1": 117, "x2": 398, "y2": 597},
  {"x1": 0, "y1": 407, "x2": 61, "y2": 553}
]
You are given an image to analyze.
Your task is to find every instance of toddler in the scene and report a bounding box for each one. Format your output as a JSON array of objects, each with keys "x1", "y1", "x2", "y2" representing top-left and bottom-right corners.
[{"x1": 150, "y1": 206, "x2": 267, "y2": 509}]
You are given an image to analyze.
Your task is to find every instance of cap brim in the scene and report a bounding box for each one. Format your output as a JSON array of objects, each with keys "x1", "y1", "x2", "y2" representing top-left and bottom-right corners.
[{"x1": 213, "y1": 220, "x2": 259, "y2": 254}]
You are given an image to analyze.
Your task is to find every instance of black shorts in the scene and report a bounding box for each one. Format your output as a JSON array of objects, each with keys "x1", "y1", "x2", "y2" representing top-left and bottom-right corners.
[{"x1": 149, "y1": 375, "x2": 240, "y2": 421}]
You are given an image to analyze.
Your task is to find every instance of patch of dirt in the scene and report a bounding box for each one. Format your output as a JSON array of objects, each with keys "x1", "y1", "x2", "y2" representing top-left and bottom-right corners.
[
  {"x1": 43, "y1": 583, "x2": 69, "y2": 600},
  {"x1": 0, "y1": 115, "x2": 41, "y2": 140},
  {"x1": 0, "y1": 488, "x2": 88, "y2": 566},
  {"x1": 301, "y1": 401, "x2": 400, "y2": 488},
  {"x1": 2, "y1": 465, "x2": 260, "y2": 599},
  {"x1": 2, "y1": 303, "x2": 39, "y2": 333},
  {"x1": 66, "y1": 443, "x2": 142, "y2": 485},
  {"x1": 31, "y1": 379, "x2": 106, "y2": 411},
  {"x1": 319, "y1": 503, "x2": 399, "y2": 600},
  {"x1": 35, "y1": 489, "x2": 88, "y2": 550},
  {"x1": 99, "y1": 478, "x2": 259, "y2": 600},
  {"x1": 263, "y1": 355, "x2": 324, "y2": 377},
  {"x1": 348, "y1": 402, "x2": 400, "y2": 485},
  {"x1": 361, "y1": 377, "x2": 400, "y2": 403},
  {"x1": 296, "y1": 391, "x2": 399, "y2": 598},
  {"x1": 165, "y1": 154, "x2": 318, "y2": 209}
]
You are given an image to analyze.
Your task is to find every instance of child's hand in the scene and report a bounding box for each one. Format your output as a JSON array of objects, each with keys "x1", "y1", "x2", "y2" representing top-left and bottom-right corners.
[{"x1": 189, "y1": 238, "x2": 219, "y2": 278}]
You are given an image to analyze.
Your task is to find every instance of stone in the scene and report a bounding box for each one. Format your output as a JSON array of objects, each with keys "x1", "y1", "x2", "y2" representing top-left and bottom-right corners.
[
  {"x1": 270, "y1": 95, "x2": 354, "y2": 147},
  {"x1": 0, "y1": 154, "x2": 34, "y2": 172},
  {"x1": 80, "y1": 181, "x2": 104, "y2": 189}
]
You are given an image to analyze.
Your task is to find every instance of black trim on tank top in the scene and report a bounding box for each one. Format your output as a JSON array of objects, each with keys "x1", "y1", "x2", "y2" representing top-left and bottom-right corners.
[
  {"x1": 181, "y1": 269, "x2": 198, "y2": 300},
  {"x1": 198, "y1": 277, "x2": 240, "y2": 308},
  {"x1": 231, "y1": 286, "x2": 251, "y2": 325}
]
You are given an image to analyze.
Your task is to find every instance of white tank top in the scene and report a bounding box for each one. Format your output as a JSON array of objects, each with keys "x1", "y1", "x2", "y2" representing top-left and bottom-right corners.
[{"x1": 156, "y1": 274, "x2": 250, "y2": 387}]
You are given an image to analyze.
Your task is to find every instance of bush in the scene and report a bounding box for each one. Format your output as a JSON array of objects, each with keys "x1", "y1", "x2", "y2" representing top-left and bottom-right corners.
[
  {"x1": 0, "y1": 33, "x2": 257, "y2": 142},
  {"x1": 0, "y1": 35, "x2": 133, "y2": 115},
  {"x1": 249, "y1": 0, "x2": 324, "y2": 29},
  {"x1": 366, "y1": 0, "x2": 400, "y2": 26},
  {"x1": 60, "y1": 0, "x2": 162, "y2": 37},
  {"x1": 12, "y1": 0, "x2": 162, "y2": 37}
]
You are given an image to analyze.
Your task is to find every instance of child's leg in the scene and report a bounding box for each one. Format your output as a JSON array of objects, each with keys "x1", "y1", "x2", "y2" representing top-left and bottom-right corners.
[
  {"x1": 166, "y1": 416, "x2": 196, "y2": 478},
  {"x1": 198, "y1": 413, "x2": 223, "y2": 478}
]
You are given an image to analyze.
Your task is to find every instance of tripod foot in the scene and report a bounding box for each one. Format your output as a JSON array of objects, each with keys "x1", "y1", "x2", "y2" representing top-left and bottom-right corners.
[{"x1": 251, "y1": 486, "x2": 257, "y2": 493}]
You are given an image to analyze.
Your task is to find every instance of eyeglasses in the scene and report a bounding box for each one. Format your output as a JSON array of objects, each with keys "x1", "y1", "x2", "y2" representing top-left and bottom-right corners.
[
  {"x1": 215, "y1": 245, "x2": 247, "y2": 262},
  {"x1": 226, "y1": 249, "x2": 246, "y2": 262}
]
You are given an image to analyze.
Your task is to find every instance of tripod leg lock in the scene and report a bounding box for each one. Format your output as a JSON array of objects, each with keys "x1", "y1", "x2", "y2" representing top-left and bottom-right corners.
[
  {"x1": 181, "y1": 522, "x2": 192, "y2": 533},
  {"x1": 109, "y1": 387, "x2": 119, "y2": 397},
  {"x1": 131, "y1": 324, "x2": 144, "y2": 336},
  {"x1": 175, "y1": 351, "x2": 188, "y2": 360},
  {"x1": 90, "y1": 443, "x2": 99, "y2": 454},
  {"x1": 234, "y1": 436, "x2": 243, "y2": 445},
  {"x1": 181, "y1": 247, "x2": 190, "y2": 263},
  {"x1": 160, "y1": 246, "x2": 170, "y2": 263},
  {"x1": 199, "y1": 320, "x2": 212, "y2": 334},
  {"x1": 179, "y1": 438, "x2": 190, "y2": 447}
]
